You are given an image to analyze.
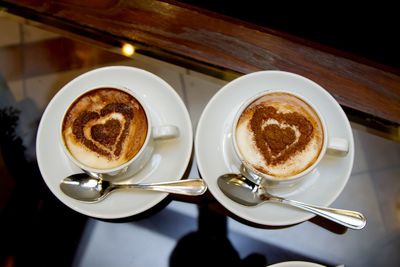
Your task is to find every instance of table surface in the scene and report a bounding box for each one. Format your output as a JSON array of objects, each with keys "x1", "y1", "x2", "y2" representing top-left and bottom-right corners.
[{"x1": 0, "y1": 2, "x2": 400, "y2": 267}]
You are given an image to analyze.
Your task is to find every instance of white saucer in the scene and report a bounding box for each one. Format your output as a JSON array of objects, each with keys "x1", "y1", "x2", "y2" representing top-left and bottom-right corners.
[
  {"x1": 36, "y1": 66, "x2": 193, "y2": 219},
  {"x1": 195, "y1": 71, "x2": 354, "y2": 226},
  {"x1": 268, "y1": 261, "x2": 326, "y2": 267}
]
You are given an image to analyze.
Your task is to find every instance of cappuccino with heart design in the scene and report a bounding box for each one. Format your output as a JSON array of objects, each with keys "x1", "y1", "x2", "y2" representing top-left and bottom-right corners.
[
  {"x1": 235, "y1": 92, "x2": 324, "y2": 179},
  {"x1": 62, "y1": 88, "x2": 148, "y2": 170}
]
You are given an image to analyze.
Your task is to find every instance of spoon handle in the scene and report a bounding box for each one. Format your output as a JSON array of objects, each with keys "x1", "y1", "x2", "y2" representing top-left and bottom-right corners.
[
  {"x1": 276, "y1": 198, "x2": 366, "y2": 229},
  {"x1": 114, "y1": 179, "x2": 207, "y2": 196}
]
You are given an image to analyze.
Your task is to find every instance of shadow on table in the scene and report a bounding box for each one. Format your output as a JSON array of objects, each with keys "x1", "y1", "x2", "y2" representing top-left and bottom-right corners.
[
  {"x1": 169, "y1": 203, "x2": 267, "y2": 267},
  {"x1": 168, "y1": 198, "x2": 335, "y2": 267},
  {"x1": 0, "y1": 80, "x2": 87, "y2": 267}
]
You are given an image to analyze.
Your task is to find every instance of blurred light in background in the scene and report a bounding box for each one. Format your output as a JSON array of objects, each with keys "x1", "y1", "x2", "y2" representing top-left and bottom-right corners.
[{"x1": 121, "y1": 43, "x2": 135, "y2": 57}]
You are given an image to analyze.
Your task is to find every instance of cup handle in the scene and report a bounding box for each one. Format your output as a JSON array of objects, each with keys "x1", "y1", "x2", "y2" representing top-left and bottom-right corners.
[
  {"x1": 152, "y1": 125, "x2": 179, "y2": 140},
  {"x1": 327, "y1": 137, "x2": 349, "y2": 156}
]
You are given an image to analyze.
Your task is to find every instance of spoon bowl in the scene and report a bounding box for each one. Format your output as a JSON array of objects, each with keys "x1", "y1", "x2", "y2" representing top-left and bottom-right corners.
[
  {"x1": 217, "y1": 173, "x2": 261, "y2": 206},
  {"x1": 218, "y1": 173, "x2": 366, "y2": 229},
  {"x1": 60, "y1": 173, "x2": 207, "y2": 202}
]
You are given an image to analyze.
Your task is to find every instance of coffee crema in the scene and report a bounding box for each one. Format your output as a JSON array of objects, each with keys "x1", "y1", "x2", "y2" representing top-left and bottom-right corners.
[
  {"x1": 235, "y1": 92, "x2": 324, "y2": 178},
  {"x1": 62, "y1": 88, "x2": 148, "y2": 170}
]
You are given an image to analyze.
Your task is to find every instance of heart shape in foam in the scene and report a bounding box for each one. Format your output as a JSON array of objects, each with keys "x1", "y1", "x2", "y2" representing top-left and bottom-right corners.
[
  {"x1": 72, "y1": 103, "x2": 133, "y2": 158},
  {"x1": 91, "y1": 119, "x2": 122, "y2": 148},
  {"x1": 250, "y1": 105, "x2": 313, "y2": 165},
  {"x1": 263, "y1": 124, "x2": 296, "y2": 156}
]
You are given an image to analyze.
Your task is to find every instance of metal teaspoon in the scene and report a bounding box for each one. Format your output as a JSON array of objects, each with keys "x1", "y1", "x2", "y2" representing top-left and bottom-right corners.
[
  {"x1": 60, "y1": 173, "x2": 207, "y2": 202},
  {"x1": 217, "y1": 173, "x2": 366, "y2": 229}
]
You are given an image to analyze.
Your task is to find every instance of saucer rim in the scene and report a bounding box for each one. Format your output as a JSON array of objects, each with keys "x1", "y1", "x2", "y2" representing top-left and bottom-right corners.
[
  {"x1": 36, "y1": 66, "x2": 193, "y2": 219},
  {"x1": 195, "y1": 70, "x2": 354, "y2": 226},
  {"x1": 268, "y1": 261, "x2": 326, "y2": 267}
]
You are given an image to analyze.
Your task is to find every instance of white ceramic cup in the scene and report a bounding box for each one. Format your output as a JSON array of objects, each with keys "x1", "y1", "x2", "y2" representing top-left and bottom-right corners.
[
  {"x1": 60, "y1": 85, "x2": 179, "y2": 180},
  {"x1": 232, "y1": 90, "x2": 348, "y2": 187}
]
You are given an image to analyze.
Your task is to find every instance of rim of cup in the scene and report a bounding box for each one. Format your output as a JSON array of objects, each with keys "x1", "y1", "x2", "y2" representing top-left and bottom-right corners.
[
  {"x1": 232, "y1": 89, "x2": 329, "y2": 183},
  {"x1": 60, "y1": 84, "x2": 152, "y2": 174}
]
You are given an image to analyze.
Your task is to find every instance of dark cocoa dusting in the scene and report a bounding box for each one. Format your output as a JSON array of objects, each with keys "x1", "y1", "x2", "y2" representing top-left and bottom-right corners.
[
  {"x1": 99, "y1": 103, "x2": 134, "y2": 157},
  {"x1": 101, "y1": 103, "x2": 133, "y2": 119},
  {"x1": 72, "y1": 111, "x2": 110, "y2": 157},
  {"x1": 91, "y1": 119, "x2": 122, "y2": 149},
  {"x1": 114, "y1": 119, "x2": 130, "y2": 157},
  {"x1": 71, "y1": 103, "x2": 134, "y2": 158},
  {"x1": 264, "y1": 124, "x2": 296, "y2": 155},
  {"x1": 250, "y1": 106, "x2": 313, "y2": 166}
]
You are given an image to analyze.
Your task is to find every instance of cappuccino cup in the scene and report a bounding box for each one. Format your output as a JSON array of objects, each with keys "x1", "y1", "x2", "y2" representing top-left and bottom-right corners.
[
  {"x1": 232, "y1": 90, "x2": 348, "y2": 187},
  {"x1": 60, "y1": 85, "x2": 179, "y2": 180}
]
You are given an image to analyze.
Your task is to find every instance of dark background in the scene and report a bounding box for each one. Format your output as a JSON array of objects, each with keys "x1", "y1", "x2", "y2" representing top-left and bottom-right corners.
[{"x1": 178, "y1": 1, "x2": 399, "y2": 69}]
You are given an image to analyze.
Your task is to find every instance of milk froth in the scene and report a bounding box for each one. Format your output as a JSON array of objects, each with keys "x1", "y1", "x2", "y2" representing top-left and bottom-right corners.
[
  {"x1": 235, "y1": 92, "x2": 324, "y2": 178},
  {"x1": 62, "y1": 88, "x2": 148, "y2": 170}
]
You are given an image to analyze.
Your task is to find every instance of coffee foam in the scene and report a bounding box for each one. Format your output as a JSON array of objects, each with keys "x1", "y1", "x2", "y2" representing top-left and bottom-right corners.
[
  {"x1": 236, "y1": 92, "x2": 324, "y2": 178},
  {"x1": 62, "y1": 88, "x2": 148, "y2": 170}
]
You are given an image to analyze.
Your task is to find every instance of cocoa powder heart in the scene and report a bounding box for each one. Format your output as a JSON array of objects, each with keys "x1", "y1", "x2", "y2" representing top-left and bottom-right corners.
[
  {"x1": 250, "y1": 106, "x2": 313, "y2": 165},
  {"x1": 72, "y1": 103, "x2": 133, "y2": 158},
  {"x1": 91, "y1": 119, "x2": 122, "y2": 148},
  {"x1": 263, "y1": 124, "x2": 296, "y2": 156}
]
